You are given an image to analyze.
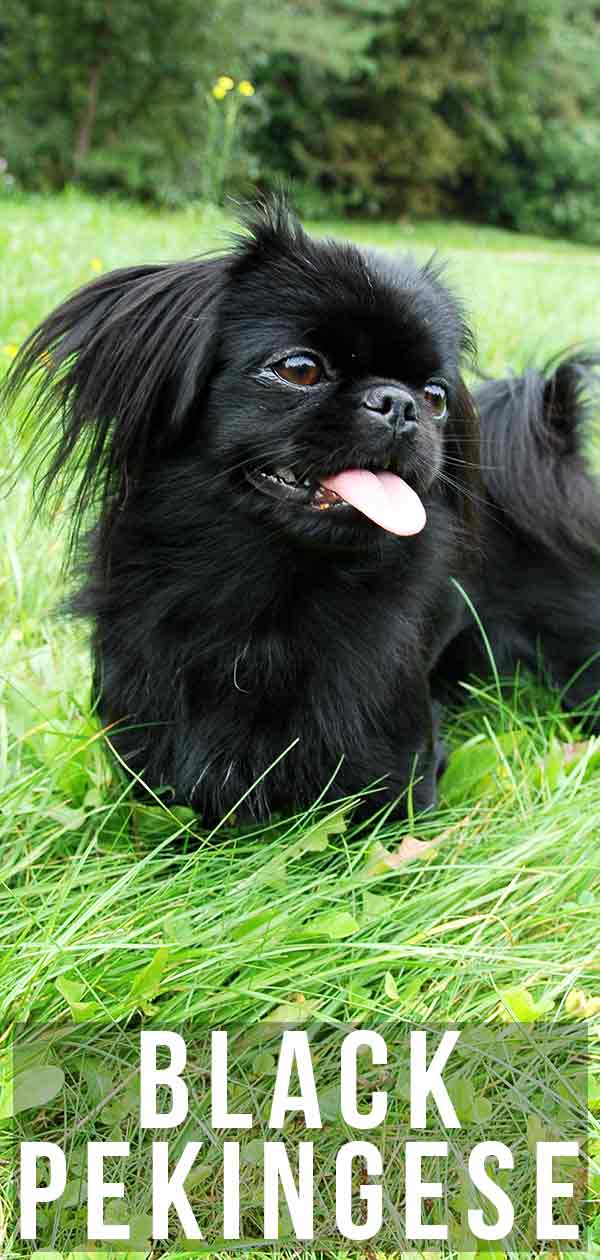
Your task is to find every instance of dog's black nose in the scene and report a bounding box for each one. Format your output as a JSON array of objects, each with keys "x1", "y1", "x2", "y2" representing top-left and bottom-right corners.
[{"x1": 362, "y1": 385, "x2": 418, "y2": 435}]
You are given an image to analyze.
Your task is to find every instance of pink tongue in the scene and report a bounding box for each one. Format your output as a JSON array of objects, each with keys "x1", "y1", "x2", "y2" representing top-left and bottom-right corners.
[{"x1": 320, "y1": 469, "x2": 426, "y2": 536}]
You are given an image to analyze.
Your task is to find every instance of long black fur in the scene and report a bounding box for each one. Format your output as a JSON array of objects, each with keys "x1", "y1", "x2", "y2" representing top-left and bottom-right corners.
[
  {"x1": 437, "y1": 350, "x2": 600, "y2": 729},
  {"x1": 4, "y1": 196, "x2": 481, "y2": 822}
]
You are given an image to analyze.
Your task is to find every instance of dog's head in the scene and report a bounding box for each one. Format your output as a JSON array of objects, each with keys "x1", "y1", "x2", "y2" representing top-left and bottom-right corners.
[{"x1": 5, "y1": 195, "x2": 478, "y2": 550}]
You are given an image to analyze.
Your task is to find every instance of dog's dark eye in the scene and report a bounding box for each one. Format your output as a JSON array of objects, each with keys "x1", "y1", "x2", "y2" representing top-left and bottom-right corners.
[
  {"x1": 273, "y1": 354, "x2": 323, "y2": 387},
  {"x1": 424, "y1": 382, "x2": 447, "y2": 421}
]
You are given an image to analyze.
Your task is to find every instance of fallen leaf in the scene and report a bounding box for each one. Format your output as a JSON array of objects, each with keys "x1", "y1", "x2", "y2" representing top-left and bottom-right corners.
[
  {"x1": 242, "y1": 1137, "x2": 265, "y2": 1165},
  {"x1": 310, "y1": 909, "x2": 359, "y2": 938},
  {"x1": 362, "y1": 890, "x2": 394, "y2": 920},
  {"x1": 363, "y1": 816, "x2": 470, "y2": 877},
  {"x1": 319, "y1": 1084, "x2": 342, "y2": 1121},
  {"x1": 56, "y1": 975, "x2": 85, "y2": 1004},
  {"x1": 449, "y1": 1073, "x2": 493, "y2": 1124},
  {"x1": 81, "y1": 1058, "x2": 114, "y2": 1106},
  {"x1": 561, "y1": 741, "x2": 591, "y2": 765},
  {"x1": 47, "y1": 805, "x2": 88, "y2": 831},
  {"x1": 498, "y1": 985, "x2": 554, "y2": 1023},
  {"x1": 363, "y1": 838, "x2": 428, "y2": 875},
  {"x1": 386, "y1": 835, "x2": 437, "y2": 864},
  {"x1": 267, "y1": 998, "x2": 318, "y2": 1024},
  {"x1": 298, "y1": 807, "x2": 349, "y2": 854},
  {"x1": 440, "y1": 732, "x2": 526, "y2": 804},
  {"x1": 566, "y1": 987, "x2": 588, "y2": 1016},
  {"x1": 384, "y1": 971, "x2": 399, "y2": 1000},
  {"x1": 10, "y1": 1066, "x2": 65, "y2": 1117},
  {"x1": 128, "y1": 947, "x2": 169, "y2": 1005}
]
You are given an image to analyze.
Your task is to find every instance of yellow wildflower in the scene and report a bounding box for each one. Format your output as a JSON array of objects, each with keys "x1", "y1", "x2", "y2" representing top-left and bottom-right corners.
[
  {"x1": 212, "y1": 84, "x2": 227, "y2": 100},
  {"x1": 3, "y1": 343, "x2": 18, "y2": 359},
  {"x1": 238, "y1": 80, "x2": 255, "y2": 97},
  {"x1": 90, "y1": 257, "x2": 102, "y2": 273},
  {"x1": 217, "y1": 75, "x2": 234, "y2": 91}
]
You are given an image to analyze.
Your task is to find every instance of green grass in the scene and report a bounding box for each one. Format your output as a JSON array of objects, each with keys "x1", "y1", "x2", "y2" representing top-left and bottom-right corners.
[{"x1": 1, "y1": 190, "x2": 600, "y2": 1257}]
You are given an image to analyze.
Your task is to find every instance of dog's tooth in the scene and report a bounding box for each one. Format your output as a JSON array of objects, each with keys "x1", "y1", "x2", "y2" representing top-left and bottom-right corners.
[{"x1": 274, "y1": 466, "x2": 296, "y2": 484}]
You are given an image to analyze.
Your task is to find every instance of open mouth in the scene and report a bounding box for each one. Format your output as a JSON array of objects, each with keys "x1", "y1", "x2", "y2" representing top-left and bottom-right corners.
[
  {"x1": 245, "y1": 465, "x2": 342, "y2": 510},
  {"x1": 245, "y1": 461, "x2": 427, "y2": 536}
]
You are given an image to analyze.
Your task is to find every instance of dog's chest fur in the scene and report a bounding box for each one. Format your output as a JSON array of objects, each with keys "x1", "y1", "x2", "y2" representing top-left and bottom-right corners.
[{"x1": 88, "y1": 494, "x2": 461, "y2": 819}]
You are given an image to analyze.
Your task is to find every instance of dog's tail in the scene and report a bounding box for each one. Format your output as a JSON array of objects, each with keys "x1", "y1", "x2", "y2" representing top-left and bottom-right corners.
[{"x1": 475, "y1": 348, "x2": 600, "y2": 556}]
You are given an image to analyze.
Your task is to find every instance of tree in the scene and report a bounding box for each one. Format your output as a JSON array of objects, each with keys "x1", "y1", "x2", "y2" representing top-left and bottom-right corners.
[
  {"x1": 0, "y1": 0, "x2": 243, "y2": 197},
  {"x1": 1, "y1": 0, "x2": 599, "y2": 241}
]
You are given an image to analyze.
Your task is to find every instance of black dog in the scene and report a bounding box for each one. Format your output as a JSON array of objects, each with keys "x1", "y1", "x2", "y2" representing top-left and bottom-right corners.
[
  {"x1": 438, "y1": 350, "x2": 600, "y2": 730},
  {"x1": 5, "y1": 197, "x2": 480, "y2": 821}
]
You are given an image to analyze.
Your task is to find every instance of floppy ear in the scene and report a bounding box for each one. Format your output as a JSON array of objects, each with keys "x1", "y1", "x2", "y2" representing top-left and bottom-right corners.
[
  {"x1": 445, "y1": 376, "x2": 482, "y2": 544},
  {"x1": 3, "y1": 255, "x2": 228, "y2": 541}
]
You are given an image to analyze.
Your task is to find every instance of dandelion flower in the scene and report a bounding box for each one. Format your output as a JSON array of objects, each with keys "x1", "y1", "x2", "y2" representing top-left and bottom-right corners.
[
  {"x1": 217, "y1": 75, "x2": 235, "y2": 91},
  {"x1": 3, "y1": 343, "x2": 18, "y2": 359},
  {"x1": 238, "y1": 80, "x2": 255, "y2": 97},
  {"x1": 90, "y1": 257, "x2": 102, "y2": 273},
  {"x1": 212, "y1": 84, "x2": 227, "y2": 100}
]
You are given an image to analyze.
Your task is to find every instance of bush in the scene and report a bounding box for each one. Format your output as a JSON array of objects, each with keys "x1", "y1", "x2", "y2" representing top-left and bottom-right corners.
[
  {"x1": 2, "y1": 0, "x2": 600, "y2": 243},
  {"x1": 486, "y1": 121, "x2": 600, "y2": 245}
]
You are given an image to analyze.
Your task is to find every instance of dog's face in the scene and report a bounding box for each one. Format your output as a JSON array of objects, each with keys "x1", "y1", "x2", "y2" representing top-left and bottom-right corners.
[
  {"x1": 199, "y1": 214, "x2": 475, "y2": 544},
  {"x1": 7, "y1": 196, "x2": 478, "y2": 554}
]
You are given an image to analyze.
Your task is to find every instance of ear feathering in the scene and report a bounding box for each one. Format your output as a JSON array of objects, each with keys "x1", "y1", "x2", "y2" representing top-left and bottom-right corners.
[{"x1": 1, "y1": 255, "x2": 229, "y2": 549}]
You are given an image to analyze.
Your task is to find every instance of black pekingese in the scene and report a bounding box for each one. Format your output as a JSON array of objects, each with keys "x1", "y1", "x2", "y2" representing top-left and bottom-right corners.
[
  {"x1": 7, "y1": 199, "x2": 599, "y2": 823},
  {"x1": 438, "y1": 349, "x2": 600, "y2": 731},
  {"x1": 5, "y1": 196, "x2": 480, "y2": 821}
]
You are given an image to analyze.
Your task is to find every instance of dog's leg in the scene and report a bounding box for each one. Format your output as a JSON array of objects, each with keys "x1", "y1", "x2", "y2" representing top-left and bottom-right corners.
[{"x1": 336, "y1": 676, "x2": 439, "y2": 822}]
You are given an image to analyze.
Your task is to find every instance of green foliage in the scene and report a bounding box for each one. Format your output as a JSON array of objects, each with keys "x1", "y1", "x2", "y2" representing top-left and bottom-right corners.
[
  {"x1": 0, "y1": 0, "x2": 257, "y2": 203},
  {"x1": 1, "y1": 0, "x2": 600, "y2": 240},
  {"x1": 459, "y1": 0, "x2": 600, "y2": 243},
  {"x1": 252, "y1": 0, "x2": 554, "y2": 216},
  {"x1": 476, "y1": 120, "x2": 600, "y2": 246}
]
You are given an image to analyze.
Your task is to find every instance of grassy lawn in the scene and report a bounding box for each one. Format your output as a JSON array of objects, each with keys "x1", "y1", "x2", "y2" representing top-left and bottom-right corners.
[{"x1": 1, "y1": 191, "x2": 600, "y2": 1256}]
